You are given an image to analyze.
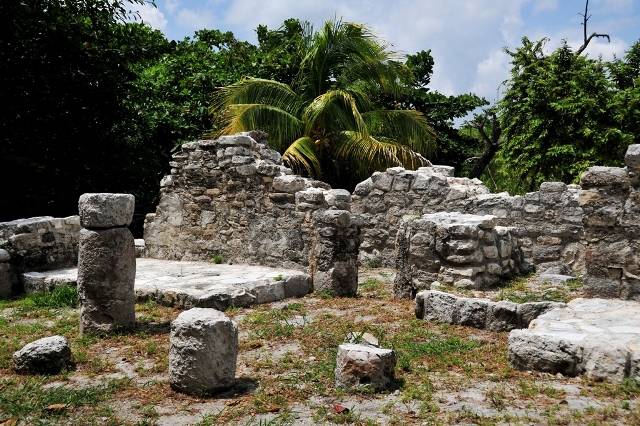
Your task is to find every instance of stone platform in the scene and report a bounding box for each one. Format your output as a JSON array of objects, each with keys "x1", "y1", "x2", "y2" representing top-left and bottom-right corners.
[
  {"x1": 508, "y1": 298, "x2": 640, "y2": 382},
  {"x1": 21, "y1": 258, "x2": 312, "y2": 310}
]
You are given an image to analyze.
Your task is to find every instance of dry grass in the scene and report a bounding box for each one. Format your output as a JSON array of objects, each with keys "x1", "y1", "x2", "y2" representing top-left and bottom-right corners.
[{"x1": 0, "y1": 274, "x2": 639, "y2": 425}]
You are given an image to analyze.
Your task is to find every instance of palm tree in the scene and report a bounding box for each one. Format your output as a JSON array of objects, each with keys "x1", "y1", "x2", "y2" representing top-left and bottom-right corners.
[{"x1": 213, "y1": 19, "x2": 435, "y2": 184}]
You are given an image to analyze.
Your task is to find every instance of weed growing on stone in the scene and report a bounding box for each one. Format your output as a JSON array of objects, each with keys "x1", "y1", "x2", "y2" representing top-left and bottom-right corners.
[{"x1": 211, "y1": 254, "x2": 225, "y2": 264}]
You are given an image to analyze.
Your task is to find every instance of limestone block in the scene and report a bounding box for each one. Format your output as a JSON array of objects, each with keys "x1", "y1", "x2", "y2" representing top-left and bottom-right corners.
[
  {"x1": 272, "y1": 175, "x2": 308, "y2": 193},
  {"x1": 624, "y1": 144, "x2": 640, "y2": 171},
  {"x1": 169, "y1": 308, "x2": 238, "y2": 394},
  {"x1": 580, "y1": 166, "x2": 629, "y2": 191},
  {"x1": 486, "y1": 301, "x2": 519, "y2": 331},
  {"x1": 13, "y1": 336, "x2": 72, "y2": 374},
  {"x1": 78, "y1": 228, "x2": 136, "y2": 334},
  {"x1": 508, "y1": 298, "x2": 640, "y2": 382},
  {"x1": 313, "y1": 260, "x2": 358, "y2": 296},
  {"x1": 78, "y1": 193, "x2": 135, "y2": 228},
  {"x1": 335, "y1": 343, "x2": 396, "y2": 390}
]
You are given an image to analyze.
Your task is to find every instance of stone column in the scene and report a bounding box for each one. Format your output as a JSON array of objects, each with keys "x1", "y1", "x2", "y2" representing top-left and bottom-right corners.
[
  {"x1": 78, "y1": 193, "x2": 136, "y2": 334},
  {"x1": 310, "y1": 210, "x2": 360, "y2": 296},
  {"x1": 169, "y1": 308, "x2": 238, "y2": 395},
  {"x1": 579, "y1": 166, "x2": 632, "y2": 298},
  {"x1": 0, "y1": 249, "x2": 15, "y2": 299}
]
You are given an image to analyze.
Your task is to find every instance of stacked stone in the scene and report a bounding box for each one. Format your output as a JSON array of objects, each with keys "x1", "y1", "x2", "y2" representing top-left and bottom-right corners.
[
  {"x1": 310, "y1": 210, "x2": 360, "y2": 296},
  {"x1": 169, "y1": 308, "x2": 238, "y2": 395},
  {"x1": 0, "y1": 216, "x2": 81, "y2": 296},
  {"x1": 143, "y1": 133, "x2": 355, "y2": 276},
  {"x1": 352, "y1": 166, "x2": 583, "y2": 274},
  {"x1": 0, "y1": 249, "x2": 13, "y2": 298},
  {"x1": 352, "y1": 166, "x2": 488, "y2": 266},
  {"x1": 78, "y1": 193, "x2": 136, "y2": 334},
  {"x1": 415, "y1": 290, "x2": 565, "y2": 331},
  {"x1": 394, "y1": 212, "x2": 526, "y2": 298},
  {"x1": 580, "y1": 145, "x2": 640, "y2": 299}
]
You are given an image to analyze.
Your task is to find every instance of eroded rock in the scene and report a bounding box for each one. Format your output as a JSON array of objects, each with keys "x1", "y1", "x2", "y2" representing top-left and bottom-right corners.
[
  {"x1": 169, "y1": 308, "x2": 238, "y2": 395},
  {"x1": 13, "y1": 336, "x2": 72, "y2": 375}
]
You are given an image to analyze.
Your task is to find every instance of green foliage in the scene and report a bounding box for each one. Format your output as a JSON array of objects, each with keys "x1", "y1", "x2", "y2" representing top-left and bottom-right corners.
[
  {"x1": 391, "y1": 50, "x2": 489, "y2": 172},
  {"x1": 22, "y1": 286, "x2": 79, "y2": 309},
  {"x1": 496, "y1": 38, "x2": 640, "y2": 192},
  {"x1": 215, "y1": 19, "x2": 436, "y2": 187}
]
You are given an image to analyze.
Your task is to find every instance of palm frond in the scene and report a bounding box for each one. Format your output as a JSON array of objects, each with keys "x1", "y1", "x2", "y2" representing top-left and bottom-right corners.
[
  {"x1": 333, "y1": 130, "x2": 428, "y2": 176},
  {"x1": 221, "y1": 104, "x2": 303, "y2": 152},
  {"x1": 362, "y1": 109, "x2": 436, "y2": 155},
  {"x1": 212, "y1": 78, "x2": 304, "y2": 116},
  {"x1": 283, "y1": 136, "x2": 322, "y2": 176},
  {"x1": 303, "y1": 89, "x2": 369, "y2": 137}
]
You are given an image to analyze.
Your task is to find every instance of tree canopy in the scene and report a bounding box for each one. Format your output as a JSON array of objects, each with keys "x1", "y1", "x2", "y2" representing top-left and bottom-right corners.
[
  {"x1": 495, "y1": 38, "x2": 640, "y2": 191},
  {"x1": 214, "y1": 19, "x2": 436, "y2": 187}
]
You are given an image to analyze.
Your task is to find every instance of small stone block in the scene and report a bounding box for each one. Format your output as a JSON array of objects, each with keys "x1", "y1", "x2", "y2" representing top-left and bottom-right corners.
[
  {"x1": 335, "y1": 343, "x2": 396, "y2": 391},
  {"x1": 169, "y1": 308, "x2": 238, "y2": 395},
  {"x1": 13, "y1": 336, "x2": 72, "y2": 375},
  {"x1": 78, "y1": 193, "x2": 135, "y2": 228}
]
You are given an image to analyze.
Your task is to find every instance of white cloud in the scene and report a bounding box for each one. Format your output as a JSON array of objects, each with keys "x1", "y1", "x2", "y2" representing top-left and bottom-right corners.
[
  {"x1": 175, "y1": 8, "x2": 217, "y2": 32},
  {"x1": 164, "y1": 0, "x2": 180, "y2": 14},
  {"x1": 534, "y1": 0, "x2": 558, "y2": 13},
  {"x1": 133, "y1": 3, "x2": 168, "y2": 31},
  {"x1": 471, "y1": 49, "x2": 511, "y2": 101}
]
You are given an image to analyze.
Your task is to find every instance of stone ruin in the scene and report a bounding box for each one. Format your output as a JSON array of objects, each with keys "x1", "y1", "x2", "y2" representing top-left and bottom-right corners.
[
  {"x1": 352, "y1": 169, "x2": 584, "y2": 276},
  {"x1": 5, "y1": 133, "x2": 640, "y2": 385},
  {"x1": 77, "y1": 193, "x2": 136, "y2": 334},
  {"x1": 394, "y1": 212, "x2": 526, "y2": 298},
  {"x1": 143, "y1": 132, "x2": 359, "y2": 294}
]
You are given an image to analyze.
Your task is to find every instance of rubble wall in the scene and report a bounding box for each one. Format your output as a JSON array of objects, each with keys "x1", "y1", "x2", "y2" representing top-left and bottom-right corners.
[
  {"x1": 143, "y1": 132, "x2": 355, "y2": 272},
  {"x1": 352, "y1": 167, "x2": 584, "y2": 274},
  {"x1": 580, "y1": 145, "x2": 640, "y2": 300}
]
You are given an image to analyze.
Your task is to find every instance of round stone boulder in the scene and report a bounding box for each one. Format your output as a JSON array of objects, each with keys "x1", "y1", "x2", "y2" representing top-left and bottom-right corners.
[
  {"x1": 13, "y1": 336, "x2": 72, "y2": 375},
  {"x1": 169, "y1": 308, "x2": 238, "y2": 395},
  {"x1": 78, "y1": 193, "x2": 135, "y2": 228},
  {"x1": 335, "y1": 343, "x2": 397, "y2": 391},
  {"x1": 78, "y1": 227, "x2": 136, "y2": 334}
]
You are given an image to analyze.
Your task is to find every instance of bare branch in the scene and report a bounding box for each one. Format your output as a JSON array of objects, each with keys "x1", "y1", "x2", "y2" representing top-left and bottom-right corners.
[{"x1": 576, "y1": 0, "x2": 610, "y2": 55}]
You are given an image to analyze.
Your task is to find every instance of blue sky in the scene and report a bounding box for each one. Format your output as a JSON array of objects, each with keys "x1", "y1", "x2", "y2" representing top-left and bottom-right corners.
[{"x1": 134, "y1": 0, "x2": 640, "y2": 100}]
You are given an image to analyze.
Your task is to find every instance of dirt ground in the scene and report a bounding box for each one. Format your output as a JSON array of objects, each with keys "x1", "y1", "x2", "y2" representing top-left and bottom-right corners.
[{"x1": 0, "y1": 268, "x2": 638, "y2": 425}]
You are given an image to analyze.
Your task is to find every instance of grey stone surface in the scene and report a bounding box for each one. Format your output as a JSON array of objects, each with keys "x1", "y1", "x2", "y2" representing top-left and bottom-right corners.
[
  {"x1": 310, "y1": 209, "x2": 360, "y2": 296},
  {"x1": 509, "y1": 298, "x2": 640, "y2": 382},
  {"x1": 22, "y1": 267, "x2": 77, "y2": 293},
  {"x1": 23, "y1": 259, "x2": 312, "y2": 310},
  {"x1": 335, "y1": 343, "x2": 397, "y2": 391},
  {"x1": 0, "y1": 262, "x2": 14, "y2": 299},
  {"x1": 394, "y1": 212, "x2": 526, "y2": 297},
  {"x1": 78, "y1": 227, "x2": 136, "y2": 334},
  {"x1": 579, "y1": 162, "x2": 640, "y2": 300},
  {"x1": 142, "y1": 133, "x2": 360, "y2": 284},
  {"x1": 0, "y1": 216, "x2": 80, "y2": 277},
  {"x1": 415, "y1": 290, "x2": 565, "y2": 331},
  {"x1": 169, "y1": 308, "x2": 238, "y2": 394},
  {"x1": 134, "y1": 239, "x2": 146, "y2": 258},
  {"x1": 78, "y1": 193, "x2": 135, "y2": 228},
  {"x1": 352, "y1": 166, "x2": 584, "y2": 275},
  {"x1": 13, "y1": 335, "x2": 72, "y2": 375}
]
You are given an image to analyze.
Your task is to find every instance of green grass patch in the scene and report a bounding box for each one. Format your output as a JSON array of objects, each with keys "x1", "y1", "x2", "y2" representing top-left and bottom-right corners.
[
  {"x1": 0, "y1": 286, "x2": 78, "y2": 311},
  {"x1": 0, "y1": 376, "x2": 128, "y2": 420},
  {"x1": 211, "y1": 254, "x2": 224, "y2": 264},
  {"x1": 386, "y1": 321, "x2": 480, "y2": 372}
]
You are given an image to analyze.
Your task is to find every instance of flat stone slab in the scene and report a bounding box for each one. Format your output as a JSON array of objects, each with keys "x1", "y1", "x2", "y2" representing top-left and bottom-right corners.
[
  {"x1": 508, "y1": 298, "x2": 640, "y2": 382},
  {"x1": 21, "y1": 259, "x2": 312, "y2": 309}
]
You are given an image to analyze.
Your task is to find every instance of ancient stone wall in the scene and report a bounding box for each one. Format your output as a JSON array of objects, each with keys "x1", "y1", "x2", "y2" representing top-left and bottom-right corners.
[
  {"x1": 0, "y1": 216, "x2": 80, "y2": 296},
  {"x1": 352, "y1": 167, "x2": 584, "y2": 274},
  {"x1": 580, "y1": 145, "x2": 640, "y2": 300},
  {"x1": 143, "y1": 133, "x2": 356, "y2": 274},
  {"x1": 394, "y1": 212, "x2": 526, "y2": 297}
]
